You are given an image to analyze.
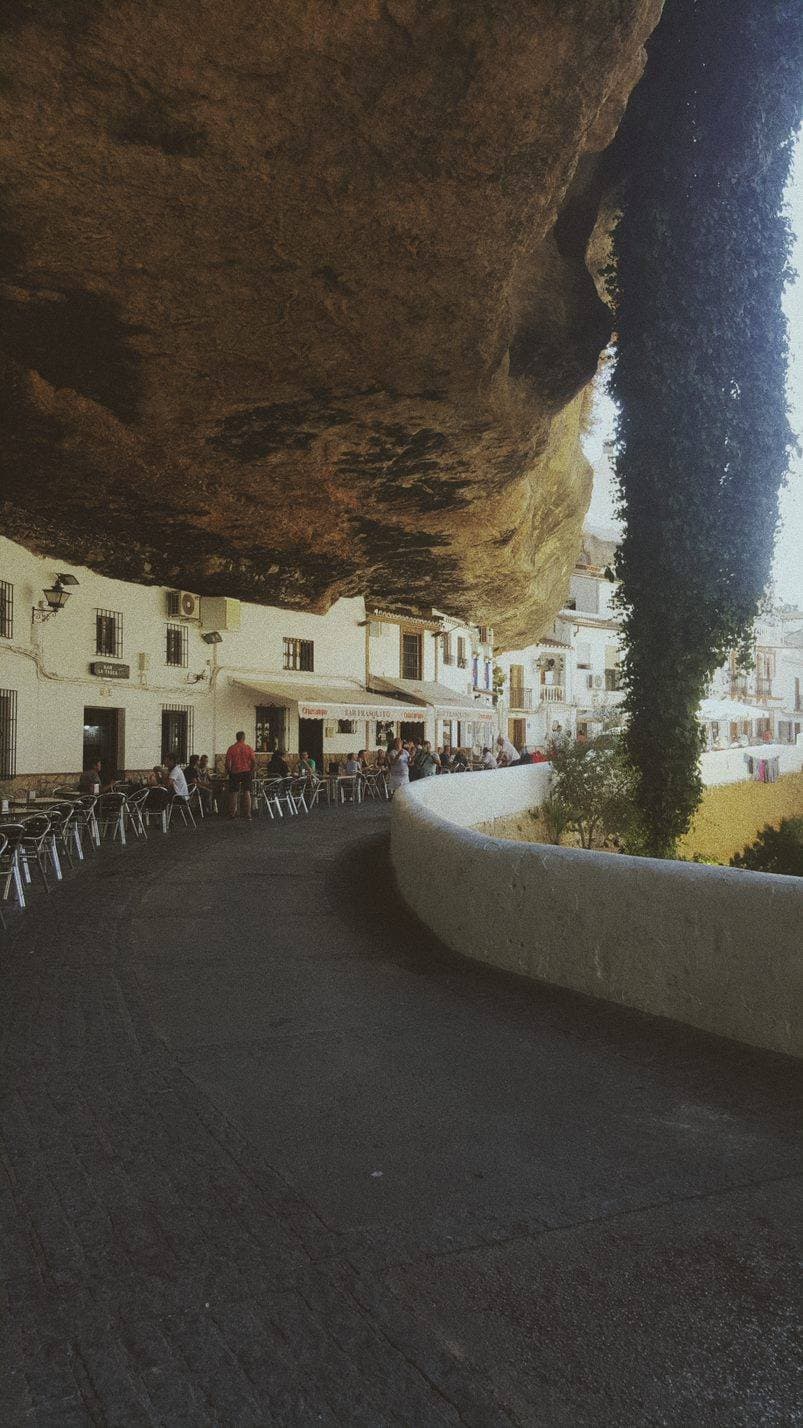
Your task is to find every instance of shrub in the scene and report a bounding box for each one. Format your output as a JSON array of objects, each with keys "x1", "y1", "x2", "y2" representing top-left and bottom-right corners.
[
  {"x1": 730, "y1": 818, "x2": 803, "y2": 877},
  {"x1": 548, "y1": 731, "x2": 639, "y2": 850}
]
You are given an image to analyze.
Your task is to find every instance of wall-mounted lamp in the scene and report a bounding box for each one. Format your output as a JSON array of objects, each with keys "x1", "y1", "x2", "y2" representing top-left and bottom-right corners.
[
  {"x1": 32, "y1": 574, "x2": 78, "y2": 623},
  {"x1": 201, "y1": 630, "x2": 223, "y2": 644}
]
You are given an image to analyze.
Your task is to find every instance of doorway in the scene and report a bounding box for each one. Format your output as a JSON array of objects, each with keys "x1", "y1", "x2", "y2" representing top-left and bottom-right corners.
[
  {"x1": 508, "y1": 718, "x2": 526, "y2": 748},
  {"x1": 83, "y1": 707, "x2": 124, "y2": 784},
  {"x1": 299, "y1": 717, "x2": 324, "y2": 772},
  {"x1": 400, "y1": 720, "x2": 425, "y2": 743}
]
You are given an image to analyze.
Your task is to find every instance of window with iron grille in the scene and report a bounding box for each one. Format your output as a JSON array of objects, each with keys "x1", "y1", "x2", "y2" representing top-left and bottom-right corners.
[
  {"x1": 255, "y1": 705, "x2": 286, "y2": 752},
  {"x1": 0, "y1": 688, "x2": 18, "y2": 777},
  {"x1": 401, "y1": 632, "x2": 422, "y2": 680},
  {"x1": 0, "y1": 581, "x2": 13, "y2": 640},
  {"x1": 283, "y1": 637, "x2": 314, "y2": 671},
  {"x1": 442, "y1": 632, "x2": 452, "y2": 665},
  {"x1": 96, "y1": 609, "x2": 123, "y2": 658},
  {"x1": 166, "y1": 623, "x2": 188, "y2": 667},
  {"x1": 456, "y1": 635, "x2": 467, "y2": 668},
  {"x1": 161, "y1": 704, "x2": 194, "y2": 764}
]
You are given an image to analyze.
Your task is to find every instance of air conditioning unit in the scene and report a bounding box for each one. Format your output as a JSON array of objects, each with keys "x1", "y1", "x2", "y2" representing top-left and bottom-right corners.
[
  {"x1": 200, "y1": 596, "x2": 241, "y2": 632},
  {"x1": 594, "y1": 675, "x2": 604, "y2": 688},
  {"x1": 167, "y1": 590, "x2": 200, "y2": 620}
]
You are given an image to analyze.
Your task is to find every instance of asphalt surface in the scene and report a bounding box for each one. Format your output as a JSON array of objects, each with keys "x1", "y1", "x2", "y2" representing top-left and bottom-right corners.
[{"x1": 0, "y1": 801, "x2": 800, "y2": 1426}]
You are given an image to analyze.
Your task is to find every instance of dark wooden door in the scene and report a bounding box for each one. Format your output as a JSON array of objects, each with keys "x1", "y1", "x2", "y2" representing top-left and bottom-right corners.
[
  {"x1": 83, "y1": 707, "x2": 121, "y2": 784},
  {"x1": 299, "y1": 717, "x2": 324, "y2": 772}
]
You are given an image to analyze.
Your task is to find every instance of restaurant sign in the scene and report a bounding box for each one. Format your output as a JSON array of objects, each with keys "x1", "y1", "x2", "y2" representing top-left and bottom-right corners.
[
  {"x1": 298, "y1": 702, "x2": 423, "y2": 721},
  {"x1": 90, "y1": 661, "x2": 130, "y2": 679}
]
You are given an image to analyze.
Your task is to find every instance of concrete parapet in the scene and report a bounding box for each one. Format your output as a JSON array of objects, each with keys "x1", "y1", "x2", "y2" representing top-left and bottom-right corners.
[{"x1": 391, "y1": 768, "x2": 802, "y2": 1057}]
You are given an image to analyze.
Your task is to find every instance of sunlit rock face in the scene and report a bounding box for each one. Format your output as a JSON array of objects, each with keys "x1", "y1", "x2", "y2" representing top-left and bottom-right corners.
[{"x1": 0, "y1": 0, "x2": 661, "y2": 646}]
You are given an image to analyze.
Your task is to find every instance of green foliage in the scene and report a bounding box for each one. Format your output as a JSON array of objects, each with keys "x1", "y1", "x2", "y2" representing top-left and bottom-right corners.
[
  {"x1": 539, "y1": 793, "x2": 571, "y2": 845},
  {"x1": 548, "y1": 732, "x2": 639, "y2": 850},
  {"x1": 608, "y1": 0, "x2": 802, "y2": 857},
  {"x1": 730, "y1": 818, "x2": 803, "y2": 877}
]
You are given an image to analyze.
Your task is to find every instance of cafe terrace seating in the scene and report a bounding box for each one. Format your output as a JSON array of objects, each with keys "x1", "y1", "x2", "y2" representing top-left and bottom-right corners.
[{"x1": 0, "y1": 753, "x2": 482, "y2": 928}]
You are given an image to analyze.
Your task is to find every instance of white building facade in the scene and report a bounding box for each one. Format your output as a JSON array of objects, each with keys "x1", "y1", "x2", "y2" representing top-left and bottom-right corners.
[
  {"x1": 703, "y1": 607, "x2": 803, "y2": 748},
  {"x1": 496, "y1": 534, "x2": 625, "y2": 751},
  {"x1": 0, "y1": 536, "x2": 496, "y2": 791}
]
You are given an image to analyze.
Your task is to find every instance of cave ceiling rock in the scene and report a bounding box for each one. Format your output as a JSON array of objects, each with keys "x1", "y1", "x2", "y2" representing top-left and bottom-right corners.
[{"x1": 0, "y1": 0, "x2": 663, "y2": 648}]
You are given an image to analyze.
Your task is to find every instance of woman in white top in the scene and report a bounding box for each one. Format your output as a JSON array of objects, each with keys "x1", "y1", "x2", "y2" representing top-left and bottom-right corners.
[{"x1": 387, "y1": 737, "x2": 410, "y2": 794}]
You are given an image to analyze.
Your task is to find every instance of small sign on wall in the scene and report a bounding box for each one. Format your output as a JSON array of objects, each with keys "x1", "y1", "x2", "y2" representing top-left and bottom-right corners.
[{"x1": 90, "y1": 661, "x2": 130, "y2": 679}]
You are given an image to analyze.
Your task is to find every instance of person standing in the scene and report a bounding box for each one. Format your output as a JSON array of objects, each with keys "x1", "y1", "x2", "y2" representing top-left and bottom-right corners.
[
  {"x1": 387, "y1": 737, "x2": 410, "y2": 796},
  {"x1": 417, "y1": 741, "x2": 439, "y2": 777},
  {"x1": 225, "y1": 730, "x2": 256, "y2": 820}
]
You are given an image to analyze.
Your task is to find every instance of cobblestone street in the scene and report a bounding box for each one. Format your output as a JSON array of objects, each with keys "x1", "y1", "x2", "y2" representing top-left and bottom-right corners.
[{"x1": 1, "y1": 805, "x2": 799, "y2": 1425}]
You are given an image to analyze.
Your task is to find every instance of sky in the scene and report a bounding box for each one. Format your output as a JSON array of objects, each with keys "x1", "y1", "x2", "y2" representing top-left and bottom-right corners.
[{"x1": 582, "y1": 127, "x2": 803, "y2": 610}]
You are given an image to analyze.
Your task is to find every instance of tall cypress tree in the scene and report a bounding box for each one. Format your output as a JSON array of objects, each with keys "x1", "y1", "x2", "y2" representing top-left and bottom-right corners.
[{"x1": 609, "y1": 0, "x2": 803, "y2": 856}]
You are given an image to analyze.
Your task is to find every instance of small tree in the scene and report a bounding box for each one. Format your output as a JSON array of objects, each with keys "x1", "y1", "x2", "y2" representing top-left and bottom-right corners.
[{"x1": 549, "y1": 731, "x2": 638, "y2": 850}]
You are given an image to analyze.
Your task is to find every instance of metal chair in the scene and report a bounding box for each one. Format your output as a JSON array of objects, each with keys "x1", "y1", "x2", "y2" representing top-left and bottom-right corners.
[
  {"x1": 289, "y1": 777, "x2": 309, "y2": 814},
  {"x1": 187, "y1": 784, "x2": 204, "y2": 820},
  {"x1": 0, "y1": 829, "x2": 31, "y2": 926},
  {"x1": 0, "y1": 826, "x2": 26, "y2": 915},
  {"x1": 47, "y1": 803, "x2": 83, "y2": 868},
  {"x1": 19, "y1": 813, "x2": 59, "y2": 891},
  {"x1": 99, "y1": 792, "x2": 128, "y2": 846},
  {"x1": 142, "y1": 787, "x2": 171, "y2": 834},
  {"x1": 307, "y1": 775, "x2": 333, "y2": 810},
  {"x1": 125, "y1": 787, "x2": 149, "y2": 840},
  {"x1": 337, "y1": 774, "x2": 360, "y2": 805},
  {"x1": 167, "y1": 794, "x2": 197, "y2": 830},
  {"x1": 260, "y1": 778, "x2": 290, "y2": 818},
  {"x1": 72, "y1": 795, "x2": 101, "y2": 850}
]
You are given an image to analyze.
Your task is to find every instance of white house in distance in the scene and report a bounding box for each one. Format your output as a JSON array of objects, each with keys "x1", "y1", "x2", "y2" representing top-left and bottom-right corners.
[
  {"x1": 497, "y1": 525, "x2": 803, "y2": 764},
  {"x1": 702, "y1": 605, "x2": 803, "y2": 748},
  {"x1": 496, "y1": 530, "x2": 625, "y2": 750},
  {"x1": 0, "y1": 535, "x2": 496, "y2": 791}
]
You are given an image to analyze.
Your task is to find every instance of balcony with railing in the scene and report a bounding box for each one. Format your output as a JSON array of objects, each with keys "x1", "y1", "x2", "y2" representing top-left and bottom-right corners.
[{"x1": 540, "y1": 684, "x2": 565, "y2": 704}]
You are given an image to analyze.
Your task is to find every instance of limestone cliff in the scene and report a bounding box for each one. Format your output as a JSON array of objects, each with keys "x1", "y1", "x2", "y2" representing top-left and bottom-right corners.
[{"x1": 0, "y1": 0, "x2": 661, "y2": 646}]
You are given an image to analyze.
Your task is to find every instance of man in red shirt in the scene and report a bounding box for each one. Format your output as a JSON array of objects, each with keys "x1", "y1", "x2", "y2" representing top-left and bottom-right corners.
[{"x1": 225, "y1": 729, "x2": 256, "y2": 820}]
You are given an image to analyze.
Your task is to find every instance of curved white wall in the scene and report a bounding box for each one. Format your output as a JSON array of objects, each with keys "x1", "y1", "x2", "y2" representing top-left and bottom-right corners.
[{"x1": 391, "y1": 768, "x2": 802, "y2": 1057}]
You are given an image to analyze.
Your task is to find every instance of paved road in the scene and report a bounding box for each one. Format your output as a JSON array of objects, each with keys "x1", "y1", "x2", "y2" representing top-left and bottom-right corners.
[{"x1": 1, "y1": 803, "x2": 800, "y2": 1425}]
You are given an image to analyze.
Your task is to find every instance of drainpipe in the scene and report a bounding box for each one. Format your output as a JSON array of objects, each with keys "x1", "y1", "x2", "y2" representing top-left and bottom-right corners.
[
  {"x1": 432, "y1": 628, "x2": 439, "y2": 745},
  {"x1": 364, "y1": 612, "x2": 371, "y2": 750}
]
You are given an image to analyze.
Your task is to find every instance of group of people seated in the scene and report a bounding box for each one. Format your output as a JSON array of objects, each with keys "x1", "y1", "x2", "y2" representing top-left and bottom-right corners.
[
  {"x1": 77, "y1": 753, "x2": 215, "y2": 810},
  {"x1": 479, "y1": 736, "x2": 550, "y2": 769},
  {"x1": 76, "y1": 729, "x2": 553, "y2": 820},
  {"x1": 385, "y1": 734, "x2": 549, "y2": 788}
]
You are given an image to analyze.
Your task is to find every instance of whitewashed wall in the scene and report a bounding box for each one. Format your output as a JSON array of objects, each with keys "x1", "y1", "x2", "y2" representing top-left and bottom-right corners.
[
  {"x1": 391, "y1": 768, "x2": 802, "y2": 1057},
  {"x1": 700, "y1": 740, "x2": 803, "y2": 786},
  {"x1": 0, "y1": 535, "x2": 369, "y2": 777}
]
